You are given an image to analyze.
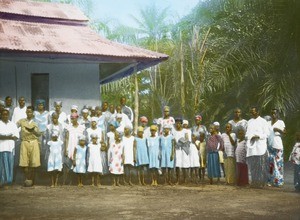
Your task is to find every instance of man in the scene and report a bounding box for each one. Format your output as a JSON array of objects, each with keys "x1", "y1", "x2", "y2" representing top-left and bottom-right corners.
[
  {"x1": 12, "y1": 97, "x2": 27, "y2": 124},
  {"x1": 120, "y1": 97, "x2": 134, "y2": 123},
  {"x1": 17, "y1": 106, "x2": 41, "y2": 186},
  {"x1": 228, "y1": 108, "x2": 248, "y2": 134},
  {"x1": 0, "y1": 109, "x2": 19, "y2": 188},
  {"x1": 246, "y1": 106, "x2": 270, "y2": 188},
  {"x1": 5, "y1": 96, "x2": 14, "y2": 120}
]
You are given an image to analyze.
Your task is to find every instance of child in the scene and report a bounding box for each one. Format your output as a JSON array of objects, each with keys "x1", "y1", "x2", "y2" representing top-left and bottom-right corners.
[
  {"x1": 160, "y1": 125, "x2": 175, "y2": 185},
  {"x1": 221, "y1": 123, "x2": 237, "y2": 184},
  {"x1": 108, "y1": 131, "x2": 124, "y2": 186},
  {"x1": 207, "y1": 124, "x2": 224, "y2": 184},
  {"x1": 87, "y1": 134, "x2": 103, "y2": 186},
  {"x1": 199, "y1": 132, "x2": 207, "y2": 181},
  {"x1": 289, "y1": 132, "x2": 300, "y2": 192},
  {"x1": 122, "y1": 125, "x2": 135, "y2": 186},
  {"x1": 189, "y1": 134, "x2": 200, "y2": 183},
  {"x1": 47, "y1": 130, "x2": 64, "y2": 187},
  {"x1": 134, "y1": 126, "x2": 149, "y2": 185},
  {"x1": 235, "y1": 127, "x2": 248, "y2": 186},
  {"x1": 147, "y1": 125, "x2": 160, "y2": 186},
  {"x1": 73, "y1": 135, "x2": 87, "y2": 187}
]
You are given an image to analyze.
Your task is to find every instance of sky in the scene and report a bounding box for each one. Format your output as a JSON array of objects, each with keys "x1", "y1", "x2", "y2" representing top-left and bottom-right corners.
[{"x1": 89, "y1": 0, "x2": 200, "y2": 28}]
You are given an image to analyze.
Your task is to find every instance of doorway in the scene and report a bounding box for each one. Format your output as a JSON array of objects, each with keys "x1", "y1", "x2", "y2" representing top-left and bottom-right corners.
[{"x1": 31, "y1": 73, "x2": 49, "y2": 110}]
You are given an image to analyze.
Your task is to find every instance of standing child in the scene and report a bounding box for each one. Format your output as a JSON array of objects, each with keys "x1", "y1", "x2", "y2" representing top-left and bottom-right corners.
[
  {"x1": 108, "y1": 131, "x2": 124, "y2": 186},
  {"x1": 73, "y1": 135, "x2": 87, "y2": 187},
  {"x1": 199, "y1": 132, "x2": 207, "y2": 181},
  {"x1": 289, "y1": 132, "x2": 300, "y2": 192},
  {"x1": 147, "y1": 125, "x2": 160, "y2": 186},
  {"x1": 207, "y1": 124, "x2": 224, "y2": 184},
  {"x1": 122, "y1": 125, "x2": 135, "y2": 186},
  {"x1": 189, "y1": 134, "x2": 200, "y2": 183},
  {"x1": 235, "y1": 127, "x2": 249, "y2": 186},
  {"x1": 47, "y1": 130, "x2": 64, "y2": 187},
  {"x1": 222, "y1": 123, "x2": 237, "y2": 185},
  {"x1": 134, "y1": 126, "x2": 149, "y2": 185},
  {"x1": 160, "y1": 125, "x2": 175, "y2": 185},
  {"x1": 87, "y1": 134, "x2": 103, "y2": 186}
]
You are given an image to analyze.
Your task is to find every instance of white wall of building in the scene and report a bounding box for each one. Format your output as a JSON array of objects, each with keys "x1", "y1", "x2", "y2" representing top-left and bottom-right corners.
[{"x1": 0, "y1": 58, "x2": 101, "y2": 113}]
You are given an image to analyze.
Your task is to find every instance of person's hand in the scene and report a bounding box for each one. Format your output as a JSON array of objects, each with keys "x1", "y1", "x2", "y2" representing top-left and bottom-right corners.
[
  {"x1": 170, "y1": 155, "x2": 174, "y2": 161},
  {"x1": 73, "y1": 160, "x2": 76, "y2": 166},
  {"x1": 273, "y1": 128, "x2": 280, "y2": 132}
]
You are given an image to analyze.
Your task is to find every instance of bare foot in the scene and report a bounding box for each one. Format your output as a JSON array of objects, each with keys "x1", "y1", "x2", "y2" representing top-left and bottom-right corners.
[{"x1": 51, "y1": 184, "x2": 55, "y2": 188}]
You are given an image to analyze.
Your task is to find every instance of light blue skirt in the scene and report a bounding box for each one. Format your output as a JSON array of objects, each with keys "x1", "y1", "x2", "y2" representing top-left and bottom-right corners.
[{"x1": 0, "y1": 151, "x2": 14, "y2": 185}]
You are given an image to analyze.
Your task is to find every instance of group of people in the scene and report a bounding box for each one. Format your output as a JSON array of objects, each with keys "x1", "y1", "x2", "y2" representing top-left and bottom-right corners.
[{"x1": 0, "y1": 96, "x2": 299, "y2": 192}]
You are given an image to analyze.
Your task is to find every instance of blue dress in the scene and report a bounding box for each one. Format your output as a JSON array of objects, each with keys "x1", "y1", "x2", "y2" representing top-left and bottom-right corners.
[
  {"x1": 47, "y1": 140, "x2": 63, "y2": 172},
  {"x1": 147, "y1": 136, "x2": 160, "y2": 169},
  {"x1": 160, "y1": 135, "x2": 175, "y2": 168},
  {"x1": 73, "y1": 145, "x2": 87, "y2": 173},
  {"x1": 135, "y1": 137, "x2": 149, "y2": 166}
]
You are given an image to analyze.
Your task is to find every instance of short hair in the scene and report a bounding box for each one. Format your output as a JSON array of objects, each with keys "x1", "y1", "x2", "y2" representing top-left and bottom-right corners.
[
  {"x1": 18, "y1": 96, "x2": 25, "y2": 101},
  {"x1": 26, "y1": 106, "x2": 34, "y2": 111},
  {"x1": 5, "y1": 96, "x2": 11, "y2": 100},
  {"x1": 250, "y1": 106, "x2": 259, "y2": 112}
]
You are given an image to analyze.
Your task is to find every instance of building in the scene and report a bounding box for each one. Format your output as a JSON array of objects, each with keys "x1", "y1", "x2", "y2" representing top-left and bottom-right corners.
[{"x1": 0, "y1": 0, "x2": 168, "y2": 112}]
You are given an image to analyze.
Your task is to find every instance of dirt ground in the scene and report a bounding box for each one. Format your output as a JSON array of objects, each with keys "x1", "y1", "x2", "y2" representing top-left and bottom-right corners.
[{"x1": 1, "y1": 163, "x2": 299, "y2": 220}]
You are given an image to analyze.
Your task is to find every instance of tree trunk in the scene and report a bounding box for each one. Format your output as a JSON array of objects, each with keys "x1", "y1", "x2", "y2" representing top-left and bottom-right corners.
[{"x1": 134, "y1": 66, "x2": 139, "y2": 133}]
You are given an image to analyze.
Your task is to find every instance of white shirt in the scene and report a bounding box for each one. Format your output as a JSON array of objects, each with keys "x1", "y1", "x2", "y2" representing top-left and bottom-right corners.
[
  {"x1": 0, "y1": 120, "x2": 19, "y2": 153},
  {"x1": 246, "y1": 116, "x2": 270, "y2": 157},
  {"x1": 269, "y1": 120, "x2": 285, "y2": 150},
  {"x1": 222, "y1": 132, "x2": 236, "y2": 157},
  {"x1": 12, "y1": 106, "x2": 27, "y2": 124}
]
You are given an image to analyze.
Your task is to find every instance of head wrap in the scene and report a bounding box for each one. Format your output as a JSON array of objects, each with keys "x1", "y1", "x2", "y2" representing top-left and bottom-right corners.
[
  {"x1": 82, "y1": 109, "x2": 89, "y2": 113},
  {"x1": 140, "y1": 116, "x2": 148, "y2": 123},
  {"x1": 91, "y1": 117, "x2": 98, "y2": 122},
  {"x1": 78, "y1": 134, "x2": 86, "y2": 141},
  {"x1": 150, "y1": 125, "x2": 158, "y2": 131},
  {"x1": 163, "y1": 106, "x2": 170, "y2": 111},
  {"x1": 137, "y1": 126, "x2": 144, "y2": 132},
  {"x1": 213, "y1": 121, "x2": 220, "y2": 126},
  {"x1": 183, "y1": 120, "x2": 189, "y2": 125},
  {"x1": 116, "y1": 113, "x2": 123, "y2": 119},
  {"x1": 0, "y1": 100, "x2": 5, "y2": 106},
  {"x1": 71, "y1": 105, "x2": 78, "y2": 111},
  {"x1": 54, "y1": 101, "x2": 62, "y2": 106},
  {"x1": 70, "y1": 113, "x2": 79, "y2": 119},
  {"x1": 51, "y1": 130, "x2": 59, "y2": 137},
  {"x1": 195, "y1": 115, "x2": 202, "y2": 121},
  {"x1": 36, "y1": 99, "x2": 45, "y2": 106},
  {"x1": 163, "y1": 124, "x2": 172, "y2": 129}
]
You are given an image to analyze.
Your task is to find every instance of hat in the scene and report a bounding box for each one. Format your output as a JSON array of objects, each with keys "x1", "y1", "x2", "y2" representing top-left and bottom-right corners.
[
  {"x1": 54, "y1": 101, "x2": 62, "y2": 106},
  {"x1": 91, "y1": 117, "x2": 98, "y2": 122},
  {"x1": 82, "y1": 109, "x2": 89, "y2": 113},
  {"x1": 51, "y1": 130, "x2": 59, "y2": 137},
  {"x1": 195, "y1": 115, "x2": 202, "y2": 121},
  {"x1": 213, "y1": 121, "x2": 220, "y2": 126},
  {"x1": 90, "y1": 133, "x2": 98, "y2": 139},
  {"x1": 183, "y1": 120, "x2": 189, "y2": 125},
  {"x1": 163, "y1": 106, "x2": 170, "y2": 111},
  {"x1": 140, "y1": 116, "x2": 148, "y2": 123},
  {"x1": 116, "y1": 113, "x2": 123, "y2": 118},
  {"x1": 109, "y1": 121, "x2": 117, "y2": 127},
  {"x1": 163, "y1": 124, "x2": 172, "y2": 129},
  {"x1": 137, "y1": 126, "x2": 144, "y2": 132},
  {"x1": 71, "y1": 105, "x2": 78, "y2": 111},
  {"x1": 150, "y1": 125, "x2": 158, "y2": 131},
  {"x1": 124, "y1": 124, "x2": 133, "y2": 130},
  {"x1": 35, "y1": 99, "x2": 45, "y2": 106},
  {"x1": 91, "y1": 106, "x2": 96, "y2": 111},
  {"x1": 70, "y1": 113, "x2": 79, "y2": 119},
  {"x1": 78, "y1": 134, "x2": 86, "y2": 141}
]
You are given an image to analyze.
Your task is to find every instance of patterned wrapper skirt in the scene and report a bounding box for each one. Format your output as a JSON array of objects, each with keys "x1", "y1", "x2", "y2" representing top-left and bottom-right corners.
[
  {"x1": 236, "y1": 162, "x2": 249, "y2": 186},
  {"x1": 294, "y1": 164, "x2": 300, "y2": 191},
  {"x1": 246, "y1": 152, "x2": 268, "y2": 187},
  {"x1": 224, "y1": 157, "x2": 236, "y2": 184},
  {"x1": 268, "y1": 147, "x2": 284, "y2": 186},
  {"x1": 207, "y1": 151, "x2": 221, "y2": 178},
  {"x1": 0, "y1": 151, "x2": 14, "y2": 185}
]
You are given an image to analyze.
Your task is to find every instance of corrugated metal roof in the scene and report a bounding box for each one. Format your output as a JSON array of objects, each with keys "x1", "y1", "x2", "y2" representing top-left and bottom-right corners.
[
  {"x1": 0, "y1": 0, "x2": 88, "y2": 21},
  {"x1": 0, "y1": 18, "x2": 168, "y2": 60}
]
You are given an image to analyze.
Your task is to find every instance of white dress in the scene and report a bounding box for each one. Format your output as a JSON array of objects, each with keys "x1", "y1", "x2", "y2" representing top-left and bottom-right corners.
[
  {"x1": 87, "y1": 143, "x2": 103, "y2": 173},
  {"x1": 47, "y1": 140, "x2": 63, "y2": 172},
  {"x1": 173, "y1": 128, "x2": 188, "y2": 168},
  {"x1": 189, "y1": 142, "x2": 200, "y2": 168},
  {"x1": 182, "y1": 129, "x2": 191, "y2": 168},
  {"x1": 66, "y1": 124, "x2": 85, "y2": 159},
  {"x1": 122, "y1": 135, "x2": 135, "y2": 166},
  {"x1": 86, "y1": 127, "x2": 103, "y2": 144}
]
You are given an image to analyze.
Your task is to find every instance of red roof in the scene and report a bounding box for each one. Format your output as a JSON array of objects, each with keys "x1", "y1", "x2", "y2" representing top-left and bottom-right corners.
[
  {"x1": 0, "y1": 0, "x2": 88, "y2": 21},
  {"x1": 0, "y1": 0, "x2": 168, "y2": 84}
]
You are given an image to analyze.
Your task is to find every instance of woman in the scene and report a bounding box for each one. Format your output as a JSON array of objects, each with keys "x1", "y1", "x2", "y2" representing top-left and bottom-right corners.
[{"x1": 268, "y1": 109, "x2": 286, "y2": 187}]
